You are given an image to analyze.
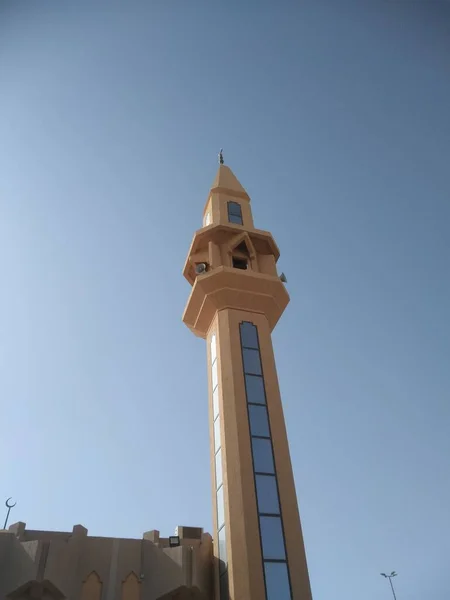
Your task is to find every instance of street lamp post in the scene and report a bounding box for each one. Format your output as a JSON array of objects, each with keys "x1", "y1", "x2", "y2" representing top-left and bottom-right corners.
[{"x1": 381, "y1": 571, "x2": 398, "y2": 600}]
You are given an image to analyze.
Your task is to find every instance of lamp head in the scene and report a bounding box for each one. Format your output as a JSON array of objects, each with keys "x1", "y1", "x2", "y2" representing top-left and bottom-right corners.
[{"x1": 169, "y1": 535, "x2": 180, "y2": 548}]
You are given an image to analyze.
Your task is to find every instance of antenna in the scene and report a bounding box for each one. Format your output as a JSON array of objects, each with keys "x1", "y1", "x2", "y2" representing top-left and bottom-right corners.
[{"x1": 219, "y1": 148, "x2": 224, "y2": 165}]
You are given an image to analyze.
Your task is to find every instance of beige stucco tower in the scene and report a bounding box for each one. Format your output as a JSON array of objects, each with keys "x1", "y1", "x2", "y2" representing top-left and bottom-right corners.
[{"x1": 182, "y1": 158, "x2": 313, "y2": 600}]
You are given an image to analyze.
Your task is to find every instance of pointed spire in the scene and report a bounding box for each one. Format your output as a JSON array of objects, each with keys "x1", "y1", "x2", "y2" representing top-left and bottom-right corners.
[{"x1": 210, "y1": 161, "x2": 250, "y2": 201}]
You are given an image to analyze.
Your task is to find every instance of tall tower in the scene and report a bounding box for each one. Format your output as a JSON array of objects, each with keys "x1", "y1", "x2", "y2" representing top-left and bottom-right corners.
[{"x1": 182, "y1": 157, "x2": 312, "y2": 600}]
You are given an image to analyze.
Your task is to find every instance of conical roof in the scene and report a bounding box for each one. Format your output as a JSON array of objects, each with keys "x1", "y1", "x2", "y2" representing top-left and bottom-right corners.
[{"x1": 210, "y1": 164, "x2": 250, "y2": 201}]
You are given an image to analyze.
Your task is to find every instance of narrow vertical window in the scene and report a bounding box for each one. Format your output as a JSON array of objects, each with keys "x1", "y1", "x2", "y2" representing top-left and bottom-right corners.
[
  {"x1": 213, "y1": 387, "x2": 220, "y2": 420},
  {"x1": 264, "y1": 563, "x2": 291, "y2": 600},
  {"x1": 210, "y1": 331, "x2": 229, "y2": 599},
  {"x1": 239, "y1": 321, "x2": 292, "y2": 600},
  {"x1": 228, "y1": 201, "x2": 243, "y2": 225},
  {"x1": 214, "y1": 417, "x2": 221, "y2": 452}
]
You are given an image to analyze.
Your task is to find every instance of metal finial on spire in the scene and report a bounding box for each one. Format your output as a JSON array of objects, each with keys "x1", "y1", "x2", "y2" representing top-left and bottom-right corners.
[
  {"x1": 219, "y1": 148, "x2": 224, "y2": 165},
  {"x1": 3, "y1": 497, "x2": 16, "y2": 530}
]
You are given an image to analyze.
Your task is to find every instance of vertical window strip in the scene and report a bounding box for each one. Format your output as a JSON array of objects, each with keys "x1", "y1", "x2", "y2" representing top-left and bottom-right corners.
[
  {"x1": 212, "y1": 358, "x2": 218, "y2": 392},
  {"x1": 210, "y1": 332, "x2": 228, "y2": 599},
  {"x1": 211, "y1": 333, "x2": 217, "y2": 363},
  {"x1": 214, "y1": 416, "x2": 221, "y2": 453},
  {"x1": 239, "y1": 322, "x2": 293, "y2": 600}
]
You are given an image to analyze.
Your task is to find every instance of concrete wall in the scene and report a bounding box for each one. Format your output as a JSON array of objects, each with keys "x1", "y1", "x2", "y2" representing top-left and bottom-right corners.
[
  {"x1": 0, "y1": 533, "x2": 39, "y2": 597},
  {"x1": 0, "y1": 525, "x2": 213, "y2": 600}
]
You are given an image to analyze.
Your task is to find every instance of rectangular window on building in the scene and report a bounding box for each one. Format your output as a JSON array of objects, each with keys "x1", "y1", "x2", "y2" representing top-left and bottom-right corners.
[
  {"x1": 240, "y1": 322, "x2": 259, "y2": 349},
  {"x1": 212, "y1": 359, "x2": 218, "y2": 391},
  {"x1": 248, "y1": 404, "x2": 271, "y2": 438},
  {"x1": 214, "y1": 416, "x2": 221, "y2": 452},
  {"x1": 252, "y1": 438, "x2": 275, "y2": 474},
  {"x1": 245, "y1": 374, "x2": 266, "y2": 404},
  {"x1": 218, "y1": 525, "x2": 228, "y2": 574},
  {"x1": 255, "y1": 475, "x2": 280, "y2": 515},
  {"x1": 213, "y1": 387, "x2": 220, "y2": 420},
  {"x1": 217, "y1": 484, "x2": 225, "y2": 529},
  {"x1": 260, "y1": 516, "x2": 286, "y2": 560},
  {"x1": 215, "y1": 448, "x2": 223, "y2": 488},
  {"x1": 264, "y1": 562, "x2": 291, "y2": 600},
  {"x1": 211, "y1": 334, "x2": 217, "y2": 362},
  {"x1": 242, "y1": 348, "x2": 262, "y2": 375},
  {"x1": 228, "y1": 201, "x2": 243, "y2": 225}
]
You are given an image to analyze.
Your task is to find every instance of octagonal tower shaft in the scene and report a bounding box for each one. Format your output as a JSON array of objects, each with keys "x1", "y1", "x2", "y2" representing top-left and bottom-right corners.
[{"x1": 183, "y1": 164, "x2": 312, "y2": 600}]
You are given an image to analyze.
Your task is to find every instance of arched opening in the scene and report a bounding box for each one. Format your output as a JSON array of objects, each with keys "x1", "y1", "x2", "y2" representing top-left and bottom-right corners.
[
  {"x1": 228, "y1": 232, "x2": 257, "y2": 272},
  {"x1": 80, "y1": 572, "x2": 102, "y2": 600},
  {"x1": 121, "y1": 572, "x2": 140, "y2": 600}
]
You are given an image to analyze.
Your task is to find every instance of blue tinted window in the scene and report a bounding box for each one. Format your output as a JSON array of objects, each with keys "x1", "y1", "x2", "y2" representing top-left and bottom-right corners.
[
  {"x1": 218, "y1": 525, "x2": 227, "y2": 574},
  {"x1": 217, "y1": 484, "x2": 225, "y2": 529},
  {"x1": 215, "y1": 448, "x2": 223, "y2": 488},
  {"x1": 255, "y1": 475, "x2": 280, "y2": 515},
  {"x1": 245, "y1": 375, "x2": 266, "y2": 404},
  {"x1": 243, "y1": 348, "x2": 262, "y2": 375},
  {"x1": 260, "y1": 516, "x2": 286, "y2": 560},
  {"x1": 264, "y1": 562, "x2": 291, "y2": 600},
  {"x1": 252, "y1": 438, "x2": 275, "y2": 474},
  {"x1": 248, "y1": 404, "x2": 270, "y2": 438},
  {"x1": 214, "y1": 417, "x2": 221, "y2": 452},
  {"x1": 228, "y1": 201, "x2": 241, "y2": 215},
  {"x1": 240, "y1": 322, "x2": 259, "y2": 349},
  {"x1": 228, "y1": 202, "x2": 243, "y2": 225},
  {"x1": 229, "y1": 213, "x2": 243, "y2": 225}
]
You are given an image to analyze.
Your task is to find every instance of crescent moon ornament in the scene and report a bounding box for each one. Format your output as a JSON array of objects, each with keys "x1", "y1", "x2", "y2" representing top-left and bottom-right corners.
[{"x1": 3, "y1": 497, "x2": 17, "y2": 529}]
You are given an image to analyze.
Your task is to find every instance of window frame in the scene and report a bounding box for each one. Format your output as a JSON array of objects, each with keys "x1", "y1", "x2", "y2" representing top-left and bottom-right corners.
[
  {"x1": 227, "y1": 201, "x2": 243, "y2": 225},
  {"x1": 239, "y1": 321, "x2": 293, "y2": 600}
]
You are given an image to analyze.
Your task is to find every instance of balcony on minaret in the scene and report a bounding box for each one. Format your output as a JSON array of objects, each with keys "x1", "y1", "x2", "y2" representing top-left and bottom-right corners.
[{"x1": 182, "y1": 164, "x2": 289, "y2": 338}]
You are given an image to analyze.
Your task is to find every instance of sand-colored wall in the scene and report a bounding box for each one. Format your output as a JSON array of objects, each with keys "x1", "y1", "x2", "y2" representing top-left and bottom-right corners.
[{"x1": 0, "y1": 526, "x2": 213, "y2": 600}]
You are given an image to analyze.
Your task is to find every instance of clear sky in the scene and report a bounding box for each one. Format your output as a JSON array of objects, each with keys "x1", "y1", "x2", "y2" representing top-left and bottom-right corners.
[{"x1": 1, "y1": 1, "x2": 449, "y2": 598}]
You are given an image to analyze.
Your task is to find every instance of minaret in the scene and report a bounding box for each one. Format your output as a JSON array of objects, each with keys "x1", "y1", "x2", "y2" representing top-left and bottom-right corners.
[{"x1": 182, "y1": 155, "x2": 313, "y2": 600}]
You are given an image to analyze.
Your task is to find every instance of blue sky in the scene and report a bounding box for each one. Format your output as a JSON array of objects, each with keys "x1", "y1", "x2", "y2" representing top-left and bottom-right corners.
[{"x1": 1, "y1": 1, "x2": 449, "y2": 598}]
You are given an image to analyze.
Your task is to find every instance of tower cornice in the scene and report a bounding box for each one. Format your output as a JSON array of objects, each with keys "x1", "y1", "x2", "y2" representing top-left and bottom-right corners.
[
  {"x1": 182, "y1": 267, "x2": 289, "y2": 338},
  {"x1": 183, "y1": 225, "x2": 280, "y2": 285}
]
